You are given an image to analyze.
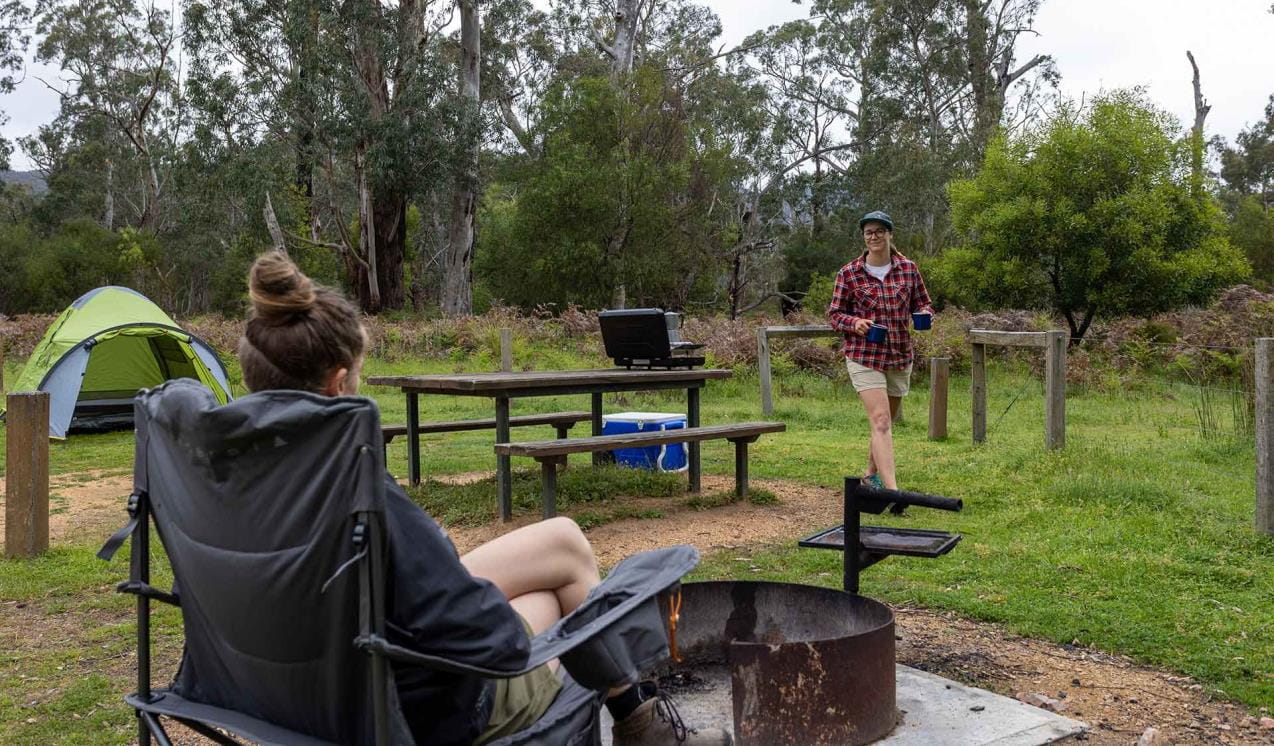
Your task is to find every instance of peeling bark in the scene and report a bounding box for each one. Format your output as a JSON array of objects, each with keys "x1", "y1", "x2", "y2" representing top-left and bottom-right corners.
[{"x1": 442, "y1": 0, "x2": 481, "y2": 316}]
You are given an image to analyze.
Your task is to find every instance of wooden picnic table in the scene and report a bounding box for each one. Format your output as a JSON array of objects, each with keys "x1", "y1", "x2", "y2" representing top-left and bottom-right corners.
[{"x1": 366, "y1": 368, "x2": 734, "y2": 520}]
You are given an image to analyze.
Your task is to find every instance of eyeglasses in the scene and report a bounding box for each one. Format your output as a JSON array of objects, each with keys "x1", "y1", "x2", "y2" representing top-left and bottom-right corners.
[{"x1": 863, "y1": 229, "x2": 888, "y2": 239}]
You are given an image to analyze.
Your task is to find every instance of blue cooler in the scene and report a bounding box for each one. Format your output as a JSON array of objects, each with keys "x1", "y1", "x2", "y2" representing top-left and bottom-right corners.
[{"x1": 602, "y1": 412, "x2": 688, "y2": 472}]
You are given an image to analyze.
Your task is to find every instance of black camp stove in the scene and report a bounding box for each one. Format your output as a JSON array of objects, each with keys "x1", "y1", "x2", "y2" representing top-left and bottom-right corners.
[
  {"x1": 654, "y1": 479, "x2": 964, "y2": 745},
  {"x1": 599, "y1": 308, "x2": 705, "y2": 369}
]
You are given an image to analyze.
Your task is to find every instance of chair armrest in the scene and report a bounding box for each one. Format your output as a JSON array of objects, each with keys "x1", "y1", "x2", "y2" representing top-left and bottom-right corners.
[{"x1": 362, "y1": 545, "x2": 700, "y2": 691}]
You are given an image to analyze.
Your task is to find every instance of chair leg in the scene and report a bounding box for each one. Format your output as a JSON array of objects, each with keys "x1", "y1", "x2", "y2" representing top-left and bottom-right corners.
[
  {"x1": 541, "y1": 459, "x2": 557, "y2": 519},
  {"x1": 139, "y1": 711, "x2": 173, "y2": 746}
]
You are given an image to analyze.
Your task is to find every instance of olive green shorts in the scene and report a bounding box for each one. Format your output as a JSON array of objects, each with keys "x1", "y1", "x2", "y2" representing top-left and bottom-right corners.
[{"x1": 474, "y1": 617, "x2": 563, "y2": 744}]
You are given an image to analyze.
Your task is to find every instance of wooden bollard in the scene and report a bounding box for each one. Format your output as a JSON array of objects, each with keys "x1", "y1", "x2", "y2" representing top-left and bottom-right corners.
[
  {"x1": 1257, "y1": 339, "x2": 1274, "y2": 535},
  {"x1": 1044, "y1": 330, "x2": 1067, "y2": 450},
  {"x1": 928, "y1": 357, "x2": 949, "y2": 440},
  {"x1": 757, "y1": 327, "x2": 773, "y2": 415},
  {"x1": 500, "y1": 328, "x2": 513, "y2": 372},
  {"x1": 5, "y1": 392, "x2": 50, "y2": 558},
  {"x1": 971, "y1": 342, "x2": 987, "y2": 443}
]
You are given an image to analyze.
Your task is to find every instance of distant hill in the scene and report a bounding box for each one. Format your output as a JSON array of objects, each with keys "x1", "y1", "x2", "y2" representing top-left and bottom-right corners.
[{"x1": 0, "y1": 170, "x2": 48, "y2": 195}]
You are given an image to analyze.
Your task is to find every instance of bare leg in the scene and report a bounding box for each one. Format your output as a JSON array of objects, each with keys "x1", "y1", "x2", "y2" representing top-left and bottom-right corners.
[
  {"x1": 865, "y1": 395, "x2": 903, "y2": 477},
  {"x1": 461, "y1": 516, "x2": 600, "y2": 619},
  {"x1": 859, "y1": 388, "x2": 898, "y2": 489},
  {"x1": 463, "y1": 518, "x2": 628, "y2": 691}
]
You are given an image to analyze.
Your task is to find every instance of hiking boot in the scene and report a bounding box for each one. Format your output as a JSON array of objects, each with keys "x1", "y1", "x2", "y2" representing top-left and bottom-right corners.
[
  {"x1": 612, "y1": 693, "x2": 732, "y2": 746},
  {"x1": 863, "y1": 473, "x2": 884, "y2": 490}
]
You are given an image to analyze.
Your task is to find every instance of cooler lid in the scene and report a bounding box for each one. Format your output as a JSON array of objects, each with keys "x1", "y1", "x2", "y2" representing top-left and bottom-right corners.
[{"x1": 602, "y1": 412, "x2": 687, "y2": 424}]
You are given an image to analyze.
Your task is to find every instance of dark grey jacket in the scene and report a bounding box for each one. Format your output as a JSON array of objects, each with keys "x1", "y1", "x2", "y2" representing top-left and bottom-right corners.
[{"x1": 383, "y1": 475, "x2": 529, "y2": 745}]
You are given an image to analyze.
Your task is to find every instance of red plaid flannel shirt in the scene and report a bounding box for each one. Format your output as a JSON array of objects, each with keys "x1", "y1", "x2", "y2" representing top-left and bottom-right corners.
[{"x1": 826, "y1": 251, "x2": 934, "y2": 370}]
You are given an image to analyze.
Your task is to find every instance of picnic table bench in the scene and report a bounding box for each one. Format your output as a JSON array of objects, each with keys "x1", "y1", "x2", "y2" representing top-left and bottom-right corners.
[
  {"x1": 496, "y1": 421, "x2": 786, "y2": 518},
  {"x1": 380, "y1": 411, "x2": 591, "y2": 461}
]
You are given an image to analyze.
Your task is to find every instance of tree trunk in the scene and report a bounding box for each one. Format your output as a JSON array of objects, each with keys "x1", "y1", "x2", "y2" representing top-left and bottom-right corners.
[
  {"x1": 963, "y1": 0, "x2": 995, "y2": 158},
  {"x1": 353, "y1": 145, "x2": 382, "y2": 312},
  {"x1": 1187, "y1": 51, "x2": 1211, "y2": 200},
  {"x1": 103, "y1": 159, "x2": 114, "y2": 229},
  {"x1": 136, "y1": 129, "x2": 162, "y2": 230},
  {"x1": 442, "y1": 0, "x2": 481, "y2": 316},
  {"x1": 728, "y1": 251, "x2": 742, "y2": 320},
  {"x1": 600, "y1": 0, "x2": 642, "y2": 80},
  {"x1": 371, "y1": 189, "x2": 407, "y2": 310}
]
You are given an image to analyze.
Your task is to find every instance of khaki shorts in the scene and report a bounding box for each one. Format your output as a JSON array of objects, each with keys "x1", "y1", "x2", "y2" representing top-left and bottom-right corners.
[
  {"x1": 474, "y1": 617, "x2": 563, "y2": 744},
  {"x1": 846, "y1": 360, "x2": 912, "y2": 397}
]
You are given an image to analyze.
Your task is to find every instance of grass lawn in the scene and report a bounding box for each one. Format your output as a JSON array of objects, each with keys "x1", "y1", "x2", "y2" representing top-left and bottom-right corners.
[{"x1": 1, "y1": 349, "x2": 1272, "y2": 742}]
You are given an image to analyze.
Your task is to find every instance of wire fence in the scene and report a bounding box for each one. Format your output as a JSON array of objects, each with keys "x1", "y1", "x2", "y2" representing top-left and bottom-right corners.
[{"x1": 980, "y1": 340, "x2": 1258, "y2": 443}]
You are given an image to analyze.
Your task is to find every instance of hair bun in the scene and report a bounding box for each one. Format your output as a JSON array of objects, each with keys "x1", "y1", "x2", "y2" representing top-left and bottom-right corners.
[{"x1": 248, "y1": 251, "x2": 317, "y2": 320}]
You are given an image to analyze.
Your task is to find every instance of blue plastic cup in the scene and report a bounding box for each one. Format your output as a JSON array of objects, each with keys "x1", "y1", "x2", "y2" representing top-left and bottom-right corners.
[
  {"x1": 865, "y1": 323, "x2": 887, "y2": 343},
  {"x1": 912, "y1": 312, "x2": 932, "y2": 331}
]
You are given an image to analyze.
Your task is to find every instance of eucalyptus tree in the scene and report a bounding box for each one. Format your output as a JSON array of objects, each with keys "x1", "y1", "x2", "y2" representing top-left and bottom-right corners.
[
  {"x1": 0, "y1": 0, "x2": 30, "y2": 169},
  {"x1": 33, "y1": 0, "x2": 183, "y2": 230},
  {"x1": 801, "y1": 0, "x2": 1054, "y2": 253},
  {"x1": 1219, "y1": 96, "x2": 1274, "y2": 281},
  {"x1": 185, "y1": 0, "x2": 464, "y2": 312}
]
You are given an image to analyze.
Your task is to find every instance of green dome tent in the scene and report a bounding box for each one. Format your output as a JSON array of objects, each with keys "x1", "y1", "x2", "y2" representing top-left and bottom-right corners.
[{"x1": 6, "y1": 286, "x2": 231, "y2": 437}]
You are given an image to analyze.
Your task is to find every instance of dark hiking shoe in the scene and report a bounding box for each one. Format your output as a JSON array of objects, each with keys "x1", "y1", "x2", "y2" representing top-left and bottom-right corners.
[{"x1": 612, "y1": 693, "x2": 731, "y2": 745}]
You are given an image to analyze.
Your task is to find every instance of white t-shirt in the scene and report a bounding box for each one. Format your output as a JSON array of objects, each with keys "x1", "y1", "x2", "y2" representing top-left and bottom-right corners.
[{"x1": 865, "y1": 261, "x2": 893, "y2": 282}]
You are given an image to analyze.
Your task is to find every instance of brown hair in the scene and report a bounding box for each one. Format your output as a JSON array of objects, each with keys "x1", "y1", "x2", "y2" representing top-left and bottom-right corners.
[{"x1": 238, "y1": 252, "x2": 365, "y2": 393}]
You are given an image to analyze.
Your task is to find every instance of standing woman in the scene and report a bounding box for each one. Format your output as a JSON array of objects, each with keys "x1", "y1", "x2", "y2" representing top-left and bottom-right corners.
[{"x1": 827, "y1": 211, "x2": 934, "y2": 491}]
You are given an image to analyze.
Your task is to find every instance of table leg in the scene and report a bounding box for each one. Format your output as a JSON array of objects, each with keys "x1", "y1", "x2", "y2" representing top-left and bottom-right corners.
[
  {"x1": 496, "y1": 396, "x2": 512, "y2": 522},
  {"x1": 688, "y1": 387, "x2": 701, "y2": 493},
  {"x1": 591, "y1": 392, "x2": 604, "y2": 467},
  {"x1": 407, "y1": 392, "x2": 421, "y2": 485},
  {"x1": 541, "y1": 459, "x2": 557, "y2": 520}
]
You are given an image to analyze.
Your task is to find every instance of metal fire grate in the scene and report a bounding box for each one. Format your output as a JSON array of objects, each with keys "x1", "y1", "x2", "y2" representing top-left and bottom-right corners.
[{"x1": 799, "y1": 525, "x2": 961, "y2": 557}]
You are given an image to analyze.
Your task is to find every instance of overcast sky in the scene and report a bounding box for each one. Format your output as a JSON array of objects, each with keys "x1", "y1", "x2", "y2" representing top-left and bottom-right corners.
[{"x1": 2, "y1": 0, "x2": 1271, "y2": 171}]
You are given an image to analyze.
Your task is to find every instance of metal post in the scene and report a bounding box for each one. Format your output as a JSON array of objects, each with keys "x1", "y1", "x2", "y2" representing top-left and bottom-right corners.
[
  {"x1": 843, "y1": 477, "x2": 861, "y2": 595},
  {"x1": 971, "y1": 343, "x2": 987, "y2": 444},
  {"x1": 591, "y1": 393, "x2": 604, "y2": 467},
  {"x1": 495, "y1": 396, "x2": 512, "y2": 522},
  {"x1": 4, "y1": 392, "x2": 49, "y2": 558},
  {"x1": 135, "y1": 496, "x2": 152, "y2": 745},
  {"x1": 688, "y1": 387, "x2": 701, "y2": 492},
  {"x1": 1257, "y1": 339, "x2": 1274, "y2": 535},
  {"x1": 1044, "y1": 330, "x2": 1067, "y2": 450},
  {"x1": 928, "y1": 357, "x2": 949, "y2": 440},
  {"x1": 406, "y1": 392, "x2": 421, "y2": 485},
  {"x1": 758, "y1": 327, "x2": 773, "y2": 415},
  {"x1": 734, "y1": 440, "x2": 748, "y2": 499}
]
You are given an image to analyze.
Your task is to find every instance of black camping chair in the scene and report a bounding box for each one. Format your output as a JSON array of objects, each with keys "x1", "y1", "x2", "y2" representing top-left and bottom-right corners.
[{"x1": 99, "y1": 380, "x2": 698, "y2": 745}]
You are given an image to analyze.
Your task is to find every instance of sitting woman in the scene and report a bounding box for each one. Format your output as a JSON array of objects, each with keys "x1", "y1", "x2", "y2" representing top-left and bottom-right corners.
[{"x1": 238, "y1": 252, "x2": 727, "y2": 746}]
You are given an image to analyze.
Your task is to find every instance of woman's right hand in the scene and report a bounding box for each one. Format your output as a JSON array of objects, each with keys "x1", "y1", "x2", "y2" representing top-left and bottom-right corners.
[{"x1": 852, "y1": 318, "x2": 873, "y2": 336}]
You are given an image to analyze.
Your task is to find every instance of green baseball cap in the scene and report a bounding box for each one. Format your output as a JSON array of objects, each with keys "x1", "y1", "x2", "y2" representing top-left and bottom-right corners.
[{"x1": 859, "y1": 210, "x2": 893, "y2": 232}]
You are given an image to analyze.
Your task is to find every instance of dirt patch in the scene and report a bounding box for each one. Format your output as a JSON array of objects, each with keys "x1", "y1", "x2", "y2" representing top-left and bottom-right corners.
[
  {"x1": 444, "y1": 475, "x2": 1273, "y2": 745},
  {"x1": 895, "y1": 607, "x2": 1273, "y2": 745},
  {"x1": 0, "y1": 470, "x2": 133, "y2": 545},
  {"x1": 444, "y1": 474, "x2": 842, "y2": 565}
]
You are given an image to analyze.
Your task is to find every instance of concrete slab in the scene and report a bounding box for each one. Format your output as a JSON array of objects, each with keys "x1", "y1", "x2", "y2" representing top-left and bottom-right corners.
[
  {"x1": 599, "y1": 664, "x2": 1088, "y2": 745},
  {"x1": 887, "y1": 666, "x2": 1089, "y2": 745}
]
